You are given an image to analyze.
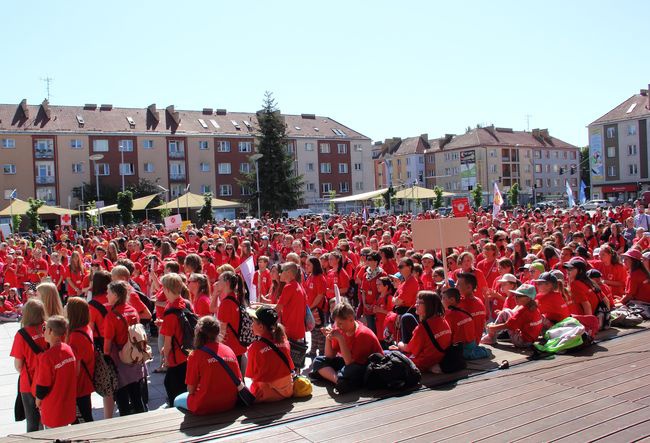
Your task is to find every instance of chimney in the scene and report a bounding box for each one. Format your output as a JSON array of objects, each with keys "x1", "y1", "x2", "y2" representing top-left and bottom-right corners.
[
  {"x1": 40, "y1": 99, "x2": 51, "y2": 119},
  {"x1": 99, "y1": 104, "x2": 113, "y2": 111},
  {"x1": 441, "y1": 134, "x2": 454, "y2": 149},
  {"x1": 147, "y1": 104, "x2": 160, "y2": 122},
  {"x1": 18, "y1": 99, "x2": 29, "y2": 119},
  {"x1": 540, "y1": 129, "x2": 549, "y2": 139},
  {"x1": 216, "y1": 109, "x2": 227, "y2": 115},
  {"x1": 532, "y1": 128, "x2": 541, "y2": 138},
  {"x1": 166, "y1": 105, "x2": 181, "y2": 125},
  {"x1": 202, "y1": 108, "x2": 213, "y2": 115}
]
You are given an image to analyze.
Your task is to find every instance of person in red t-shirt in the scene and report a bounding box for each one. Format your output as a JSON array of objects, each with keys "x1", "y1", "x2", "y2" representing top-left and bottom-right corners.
[
  {"x1": 533, "y1": 272, "x2": 570, "y2": 327},
  {"x1": 47, "y1": 252, "x2": 66, "y2": 292},
  {"x1": 216, "y1": 271, "x2": 248, "y2": 366},
  {"x1": 359, "y1": 251, "x2": 387, "y2": 334},
  {"x1": 172, "y1": 316, "x2": 240, "y2": 415},
  {"x1": 159, "y1": 273, "x2": 189, "y2": 406},
  {"x1": 311, "y1": 302, "x2": 382, "y2": 393},
  {"x1": 456, "y1": 273, "x2": 487, "y2": 345},
  {"x1": 65, "y1": 297, "x2": 95, "y2": 423},
  {"x1": 303, "y1": 257, "x2": 328, "y2": 356},
  {"x1": 394, "y1": 291, "x2": 452, "y2": 372},
  {"x1": 34, "y1": 315, "x2": 77, "y2": 429},
  {"x1": 482, "y1": 284, "x2": 543, "y2": 347},
  {"x1": 620, "y1": 249, "x2": 650, "y2": 304},
  {"x1": 247, "y1": 306, "x2": 294, "y2": 402},
  {"x1": 10, "y1": 298, "x2": 47, "y2": 432},
  {"x1": 27, "y1": 248, "x2": 48, "y2": 285},
  {"x1": 564, "y1": 258, "x2": 600, "y2": 315},
  {"x1": 252, "y1": 256, "x2": 272, "y2": 302},
  {"x1": 441, "y1": 287, "x2": 474, "y2": 345},
  {"x1": 393, "y1": 258, "x2": 419, "y2": 312},
  {"x1": 276, "y1": 262, "x2": 307, "y2": 364},
  {"x1": 476, "y1": 243, "x2": 500, "y2": 290},
  {"x1": 188, "y1": 273, "x2": 212, "y2": 317}
]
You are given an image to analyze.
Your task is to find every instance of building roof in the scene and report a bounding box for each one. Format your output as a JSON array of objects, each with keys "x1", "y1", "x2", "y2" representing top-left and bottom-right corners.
[
  {"x1": 0, "y1": 100, "x2": 370, "y2": 140},
  {"x1": 373, "y1": 135, "x2": 429, "y2": 158},
  {"x1": 589, "y1": 92, "x2": 650, "y2": 126}
]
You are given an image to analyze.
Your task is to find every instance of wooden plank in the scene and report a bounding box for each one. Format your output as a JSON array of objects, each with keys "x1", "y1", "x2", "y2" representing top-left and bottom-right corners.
[
  {"x1": 612, "y1": 382, "x2": 650, "y2": 402},
  {"x1": 552, "y1": 407, "x2": 650, "y2": 442},
  {"x1": 589, "y1": 419, "x2": 650, "y2": 442},
  {"x1": 563, "y1": 357, "x2": 650, "y2": 390},
  {"x1": 542, "y1": 350, "x2": 650, "y2": 386}
]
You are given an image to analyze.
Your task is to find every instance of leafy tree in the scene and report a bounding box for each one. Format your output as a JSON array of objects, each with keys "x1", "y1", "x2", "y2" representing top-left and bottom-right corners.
[
  {"x1": 383, "y1": 186, "x2": 396, "y2": 211},
  {"x1": 433, "y1": 186, "x2": 444, "y2": 209},
  {"x1": 11, "y1": 214, "x2": 22, "y2": 233},
  {"x1": 159, "y1": 207, "x2": 172, "y2": 219},
  {"x1": 580, "y1": 146, "x2": 590, "y2": 200},
  {"x1": 238, "y1": 92, "x2": 303, "y2": 217},
  {"x1": 508, "y1": 183, "x2": 520, "y2": 206},
  {"x1": 117, "y1": 190, "x2": 134, "y2": 225},
  {"x1": 73, "y1": 182, "x2": 118, "y2": 206},
  {"x1": 199, "y1": 193, "x2": 214, "y2": 225},
  {"x1": 87, "y1": 201, "x2": 98, "y2": 227},
  {"x1": 26, "y1": 198, "x2": 44, "y2": 232},
  {"x1": 471, "y1": 183, "x2": 483, "y2": 209}
]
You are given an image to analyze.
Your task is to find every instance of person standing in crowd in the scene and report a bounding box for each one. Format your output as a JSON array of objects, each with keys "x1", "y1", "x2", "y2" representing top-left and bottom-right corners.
[
  {"x1": 216, "y1": 271, "x2": 248, "y2": 368},
  {"x1": 303, "y1": 256, "x2": 328, "y2": 357},
  {"x1": 359, "y1": 251, "x2": 386, "y2": 334},
  {"x1": 276, "y1": 262, "x2": 308, "y2": 366},
  {"x1": 37, "y1": 282, "x2": 63, "y2": 319},
  {"x1": 187, "y1": 273, "x2": 211, "y2": 317},
  {"x1": 65, "y1": 297, "x2": 95, "y2": 423}
]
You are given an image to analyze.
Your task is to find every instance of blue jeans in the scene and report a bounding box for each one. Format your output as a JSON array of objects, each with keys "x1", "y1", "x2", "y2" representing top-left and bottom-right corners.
[
  {"x1": 173, "y1": 392, "x2": 189, "y2": 412},
  {"x1": 364, "y1": 315, "x2": 377, "y2": 335},
  {"x1": 311, "y1": 356, "x2": 367, "y2": 393}
]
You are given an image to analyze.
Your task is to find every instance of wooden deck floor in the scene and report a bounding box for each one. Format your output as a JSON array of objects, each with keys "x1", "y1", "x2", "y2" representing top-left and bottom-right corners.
[{"x1": 4, "y1": 325, "x2": 650, "y2": 443}]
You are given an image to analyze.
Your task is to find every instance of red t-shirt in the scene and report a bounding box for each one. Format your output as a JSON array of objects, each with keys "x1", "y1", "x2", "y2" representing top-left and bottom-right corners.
[
  {"x1": 395, "y1": 275, "x2": 419, "y2": 308},
  {"x1": 193, "y1": 293, "x2": 212, "y2": 317},
  {"x1": 128, "y1": 289, "x2": 149, "y2": 316},
  {"x1": 161, "y1": 297, "x2": 189, "y2": 367},
  {"x1": 3, "y1": 265, "x2": 18, "y2": 288},
  {"x1": 89, "y1": 295, "x2": 109, "y2": 339},
  {"x1": 68, "y1": 326, "x2": 95, "y2": 397},
  {"x1": 246, "y1": 333, "x2": 294, "y2": 385},
  {"x1": 185, "y1": 342, "x2": 240, "y2": 415},
  {"x1": 104, "y1": 303, "x2": 140, "y2": 348},
  {"x1": 505, "y1": 306, "x2": 544, "y2": 343},
  {"x1": 536, "y1": 291, "x2": 570, "y2": 323},
  {"x1": 359, "y1": 269, "x2": 386, "y2": 315},
  {"x1": 10, "y1": 324, "x2": 47, "y2": 393},
  {"x1": 452, "y1": 268, "x2": 489, "y2": 298},
  {"x1": 626, "y1": 269, "x2": 650, "y2": 303},
  {"x1": 28, "y1": 257, "x2": 49, "y2": 283},
  {"x1": 592, "y1": 262, "x2": 627, "y2": 297},
  {"x1": 48, "y1": 263, "x2": 67, "y2": 289},
  {"x1": 277, "y1": 280, "x2": 307, "y2": 341},
  {"x1": 217, "y1": 296, "x2": 247, "y2": 356},
  {"x1": 458, "y1": 295, "x2": 486, "y2": 344},
  {"x1": 67, "y1": 269, "x2": 87, "y2": 295},
  {"x1": 253, "y1": 269, "x2": 272, "y2": 298},
  {"x1": 445, "y1": 306, "x2": 474, "y2": 344},
  {"x1": 331, "y1": 321, "x2": 383, "y2": 365},
  {"x1": 303, "y1": 274, "x2": 327, "y2": 310},
  {"x1": 406, "y1": 316, "x2": 451, "y2": 370},
  {"x1": 420, "y1": 270, "x2": 436, "y2": 291},
  {"x1": 326, "y1": 269, "x2": 350, "y2": 299},
  {"x1": 569, "y1": 280, "x2": 599, "y2": 315},
  {"x1": 382, "y1": 260, "x2": 398, "y2": 276},
  {"x1": 35, "y1": 342, "x2": 77, "y2": 428},
  {"x1": 476, "y1": 259, "x2": 500, "y2": 289}
]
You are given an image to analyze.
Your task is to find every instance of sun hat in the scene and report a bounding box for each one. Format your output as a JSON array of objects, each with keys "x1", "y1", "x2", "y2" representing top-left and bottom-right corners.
[
  {"x1": 509, "y1": 283, "x2": 537, "y2": 300},
  {"x1": 622, "y1": 249, "x2": 643, "y2": 262},
  {"x1": 550, "y1": 270, "x2": 565, "y2": 281}
]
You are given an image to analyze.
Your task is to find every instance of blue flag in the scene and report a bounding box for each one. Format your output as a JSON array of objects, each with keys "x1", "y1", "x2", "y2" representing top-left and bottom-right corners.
[{"x1": 579, "y1": 180, "x2": 587, "y2": 204}]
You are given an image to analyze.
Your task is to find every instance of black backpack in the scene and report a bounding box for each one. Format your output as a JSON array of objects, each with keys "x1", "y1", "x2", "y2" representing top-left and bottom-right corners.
[
  {"x1": 364, "y1": 351, "x2": 421, "y2": 390},
  {"x1": 422, "y1": 319, "x2": 467, "y2": 374},
  {"x1": 164, "y1": 307, "x2": 199, "y2": 355}
]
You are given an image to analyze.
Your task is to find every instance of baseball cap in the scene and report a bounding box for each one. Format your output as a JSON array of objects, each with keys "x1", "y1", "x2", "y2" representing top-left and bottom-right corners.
[
  {"x1": 509, "y1": 283, "x2": 537, "y2": 300},
  {"x1": 586, "y1": 269, "x2": 602, "y2": 279},
  {"x1": 593, "y1": 247, "x2": 601, "y2": 257},
  {"x1": 248, "y1": 305, "x2": 279, "y2": 330},
  {"x1": 563, "y1": 257, "x2": 588, "y2": 270},
  {"x1": 551, "y1": 270, "x2": 565, "y2": 282},
  {"x1": 534, "y1": 272, "x2": 557, "y2": 285},
  {"x1": 529, "y1": 262, "x2": 545, "y2": 273},
  {"x1": 422, "y1": 253, "x2": 434, "y2": 261},
  {"x1": 497, "y1": 273, "x2": 517, "y2": 284}
]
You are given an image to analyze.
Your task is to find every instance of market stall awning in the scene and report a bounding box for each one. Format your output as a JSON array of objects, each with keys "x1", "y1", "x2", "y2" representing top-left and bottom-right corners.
[
  {"x1": 394, "y1": 186, "x2": 454, "y2": 199},
  {"x1": 330, "y1": 188, "x2": 388, "y2": 203},
  {"x1": 0, "y1": 198, "x2": 79, "y2": 216},
  {"x1": 86, "y1": 194, "x2": 159, "y2": 216},
  {"x1": 153, "y1": 192, "x2": 242, "y2": 210}
]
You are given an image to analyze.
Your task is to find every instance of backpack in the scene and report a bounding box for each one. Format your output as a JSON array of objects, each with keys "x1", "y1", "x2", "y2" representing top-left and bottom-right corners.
[
  {"x1": 75, "y1": 330, "x2": 118, "y2": 397},
  {"x1": 116, "y1": 313, "x2": 153, "y2": 365},
  {"x1": 533, "y1": 317, "x2": 586, "y2": 354},
  {"x1": 422, "y1": 320, "x2": 467, "y2": 374},
  {"x1": 610, "y1": 306, "x2": 645, "y2": 328},
  {"x1": 594, "y1": 291, "x2": 611, "y2": 331},
  {"x1": 164, "y1": 307, "x2": 199, "y2": 355},
  {"x1": 364, "y1": 351, "x2": 421, "y2": 390},
  {"x1": 225, "y1": 296, "x2": 254, "y2": 347}
]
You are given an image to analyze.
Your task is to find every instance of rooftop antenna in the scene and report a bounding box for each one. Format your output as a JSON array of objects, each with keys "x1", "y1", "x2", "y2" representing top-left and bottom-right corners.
[
  {"x1": 40, "y1": 76, "x2": 53, "y2": 101},
  {"x1": 525, "y1": 114, "x2": 532, "y2": 131}
]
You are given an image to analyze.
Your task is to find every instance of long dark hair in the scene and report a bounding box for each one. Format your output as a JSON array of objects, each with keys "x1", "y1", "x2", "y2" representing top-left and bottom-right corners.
[
  {"x1": 220, "y1": 271, "x2": 247, "y2": 306},
  {"x1": 307, "y1": 256, "x2": 323, "y2": 276},
  {"x1": 329, "y1": 251, "x2": 344, "y2": 272},
  {"x1": 630, "y1": 257, "x2": 650, "y2": 280},
  {"x1": 574, "y1": 266, "x2": 601, "y2": 294}
]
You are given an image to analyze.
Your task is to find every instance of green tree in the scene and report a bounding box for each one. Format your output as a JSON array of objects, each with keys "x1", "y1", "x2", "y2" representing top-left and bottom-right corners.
[
  {"x1": 383, "y1": 186, "x2": 395, "y2": 211},
  {"x1": 238, "y1": 92, "x2": 303, "y2": 217},
  {"x1": 159, "y1": 207, "x2": 172, "y2": 219},
  {"x1": 328, "y1": 190, "x2": 336, "y2": 213},
  {"x1": 580, "y1": 146, "x2": 590, "y2": 200},
  {"x1": 11, "y1": 214, "x2": 22, "y2": 233},
  {"x1": 471, "y1": 183, "x2": 483, "y2": 209},
  {"x1": 26, "y1": 198, "x2": 44, "y2": 232},
  {"x1": 117, "y1": 190, "x2": 134, "y2": 225},
  {"x1": 199, "y1": 193, "x2": 214, "y2": 225},
  {"x1": 508, "y1": 183, "x2": 520, "y2": 206},
  {"x1": 433, "y1": 186, "x2": 444, "y2": 209},
  {"x1": 87, "y1": 201, "x2": 98, "y2": 227}
]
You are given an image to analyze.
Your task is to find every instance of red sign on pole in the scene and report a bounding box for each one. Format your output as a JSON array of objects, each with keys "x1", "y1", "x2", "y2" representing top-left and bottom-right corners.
[{"x1": 452, "y1": 197, "x2": 471, "y2": 217}]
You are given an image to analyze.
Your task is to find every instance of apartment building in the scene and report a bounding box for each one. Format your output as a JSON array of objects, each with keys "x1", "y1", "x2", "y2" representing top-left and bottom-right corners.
[
  {"x1": 372, "y1": 134, "x2": 429, "y2": 188},
  {"x1": 588, "y1": 84, "x2": 650, "y2": 202},
  {"x1": 0, "y1": 100, "x2": 373, "y2": 211}
]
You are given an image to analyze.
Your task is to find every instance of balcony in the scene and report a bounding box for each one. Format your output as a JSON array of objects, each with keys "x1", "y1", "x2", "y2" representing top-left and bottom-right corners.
[
  {"x1": 35, "y1": 176, "x2": 55, "y2": 184},
  {"x1": 34, "y1": 149, "x2": 54, "y2": 159},
  {"x1": 168, "y1": 150, "x2": 185, "y2": 159},
  {"x1": 169, "y1": 173, "x2": 186, "y2": 182},
  {"x1": 44, "y1": 199, "x2": 56, "y2": 206}
]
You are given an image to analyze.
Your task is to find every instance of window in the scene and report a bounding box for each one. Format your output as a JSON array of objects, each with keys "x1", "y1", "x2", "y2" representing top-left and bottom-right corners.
[
  {"x1": 169, "y1": 162, "x2": 185, "y2": 178},
  {"x1": 553, "y1": 164, "x2": 560, "y2": 173},
  {"x1": 338, "y1": 163, "x2": 348, "y2": 173},
  {"x1": 199, "y1": 141, "x2": 209, "y2": 150},
  {"x1": 217, "y1": 141, "x2": 231, "y2": 152},
  {"x1": 119, "y1": 140, "x2": 133, "y2": 152},
  {"x1": 546, "y1": 179, "x2": 552, "y2": 188},
  {"x1": 95, "y1": 163, "x2": 110, "y2": 176},
  {"x1": 3, "y1": 164, "x2": 16, "y2": 174},
  {"x1": 535, "y1": 179, "x2": 543, "y2": 188},
  {"x1": 629, "y1": 164, "x2": 639, "y2": 175},
  {"x1": 93, "y1": 139, "x2": 109, "y2": 152},
  {"x1": 142, "y1": 140, "x2": 154, "y2": 149},
  {"x1": 545, "y1": 151, "x2": 550, "y2": 159},
  {"x1": 219, "y1": 184, "x2": 232, "y2": 196},
  {"x1": 606, "y1": 127, "x2": 616, "y2": 139},
  {"x1": 570, "y1": 151, "x2": 577, "y2": 160},
  {"x1": 339, "y1": 182, "x2": 349, "y2": 193},
  {"x1": 354, "y1": 163, "x2": 362, "y2": 171},
  {"x1": 554, "y1": 151, "x2": 559, "y2": 159},
  {"x1": 407, "y1": 171, "x2": 412, "y2": 179},
  {"x1": 570, "y1": 178, "x2": 578, "y2": 187},
  {"x1": 337, "y1": 143, "x2": 347, "y2": 154},
  {"x1": 239, "y1": 141, "x2": 252, "y2": 153},
  {"x1": 546, "y1": 165, "x2": 551, "y2": 173},
  {"x1": 397, "y1": 159, "x2": 401, "y2": 166},
  {"x1": 554, "y1": 179, "x2": 560, "y2": 187},
  {"x1": 306, "y1": 183, "x2": 315, "y2": 192},
  {"x1": 201, "y1": 185, "x2": 211, "y2": 194},
  {"x1": 143, "y1": 162, "x2": 154, "y2": 173},
  {"x1": 628, "y1": 144, "x2": 638, "y2": 156},
  {"x1": 2, "y1": 138, "x2": 15, "y2": 148},
  {"x1": 305, "y1": 143, "x2": 314, "y2": 151},
  {"x1": 240, "y1": 163, "x2": 250, "y2": 173},
  {"x1": 218, "y1": 163, "x2": 231, "y2": 174},
  {"x1": 200, "y1": 162, "x2": 210, "y2": 172},
  {"x1": 607, "y1": 147, "x2": 616, "y2": 157},
  {"x1": 71, "y1": 163, "x2": 83, "y2": 174},
  {"x1": 320, "y1": 163, "x2": 331, "y2": 173},
  {"x1": 489, "y1": 150, "x2": 496, "y2": 158},
  {"x1": 70, "y1": 139, "x2": 83, "y2": 149},
  {"x1": 354, "y1": 144, "x2": 363, "y2": 152},
  {"x1": 490, "y1": 164, "x2": 498, "y2": 173},
  {"x1": 119, "y1": 163, "x2": 134, "y2": 175},
  {"x1": 306, "y1": 163, "x2": 314, "y2": 172},
  {"x1": 168, "y1": 140, "x2": 185, "y2": 156},
  {"x1": 171, "y1": 185, "x2": 183, "y2": 198},
  {"x1": 406, "y1": 158, "x2": 411, "y2": 165},
  {"x1": 320, "y1": 143, "x2": 330, "y2": 154},
  {"x1": 286, "y1": 143, "x2": 295, "y2": 154},
  {"x1": 355, "y1": 181, "x2": 364, "y2": 191},
  {"x1": 321, "y1": 183, "x2": 332, "y2": 193},
  {"x1": 534, "y1": 150, "x2": 541, "y2": 159},
  {"x1": 240, "y1": 186, "x2": 252, "y2": 196},
  {"x1": 525, "y1": 165, "x2": 531, "y2": 173},
  {"x1": 628, "y1": 124, "x2": 636, "y2": 136},
  {"x1": 608, "y1": 165, "x2": 617, "y2": 177},
  {"x1": 534, "y1": 164, "x2": 542, "y2": 173},
  {"x1": 525, "y1": 179, "x2": 531, "y2": 186},
  {"x1": 36, "y1": 187, "x2": 56, "y2": 203}
]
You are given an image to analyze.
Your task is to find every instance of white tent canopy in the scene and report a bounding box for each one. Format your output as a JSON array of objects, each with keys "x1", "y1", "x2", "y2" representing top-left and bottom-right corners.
[
  {"x1": 86, "y1": 194, "x2": 159, "y2": 216},
  {"x1": 153, "y1": 192, "x2": 243, "y2": 210},
  {"x1": 393, "y1": 186, "x2": 454, "y2": 199},
  {"x1": 329, "y1": 188, "x2": 388, "y2": 203}
]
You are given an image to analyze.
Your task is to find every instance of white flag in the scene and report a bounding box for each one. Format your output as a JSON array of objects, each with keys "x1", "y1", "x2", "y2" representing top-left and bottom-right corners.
[
  {"x1": 239, "y1": 255, "x2": 256, "y2": 303},
  {"x1": 566, "y1": 180, "x2": 575, "y2": 208},
  {"x1": 164, "y1": 214, "x2": 182, "y2": 231},
  {"x1": 334, "y1": 284, "x2": 341, "y2": 306},
  {"x1": 492, "y1": 182, "x2": 503, "y2": 218}
]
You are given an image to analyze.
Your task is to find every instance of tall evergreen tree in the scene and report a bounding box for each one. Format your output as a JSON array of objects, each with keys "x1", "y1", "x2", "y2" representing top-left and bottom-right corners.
[{"x1": 239, "y1": 92, "x2": 303, "y2": 217}]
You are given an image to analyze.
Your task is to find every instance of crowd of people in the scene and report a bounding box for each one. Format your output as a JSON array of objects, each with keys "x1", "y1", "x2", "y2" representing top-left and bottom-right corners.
[{"x1": 4, "y1": 199, "x2": 650, "y2": 432}]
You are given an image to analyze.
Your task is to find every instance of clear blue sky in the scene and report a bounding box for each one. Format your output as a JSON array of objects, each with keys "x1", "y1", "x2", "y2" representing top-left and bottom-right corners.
[{"x1": 2, "y1": 0, "x2": 648, "y2": 147}]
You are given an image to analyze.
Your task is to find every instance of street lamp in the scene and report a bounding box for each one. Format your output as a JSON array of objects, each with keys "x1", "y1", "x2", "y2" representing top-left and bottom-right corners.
[
  {"x1": 250, "y1": 153, "x2": 263, "y2": 218},
  {"x1": 89, "y1": 154, "x2": 104, "y2": 226}
]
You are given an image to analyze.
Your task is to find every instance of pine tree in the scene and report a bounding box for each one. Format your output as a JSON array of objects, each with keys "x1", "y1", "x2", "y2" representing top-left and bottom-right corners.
[
  {"x1": 508, "y1": 183, "x2": 520, "y2": 206},
  {"x1": 471, "y1": 183, "x2": 483, "y2": 208},
  {"x1": 433, "y1": 186, "x2": 444, "y2": 209},
  {"x1": 26, "y1": 198, "x2": 44, "y2": 232},
  {"x1": 117, "y1": 190, "x2": 134, "y2": 225},
  {"x1": 239, "y1": 92, "x2": 303, "y2": 217},
  {"x1": 199, "y1": 193, "x2": 214, "y2": 225}
]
